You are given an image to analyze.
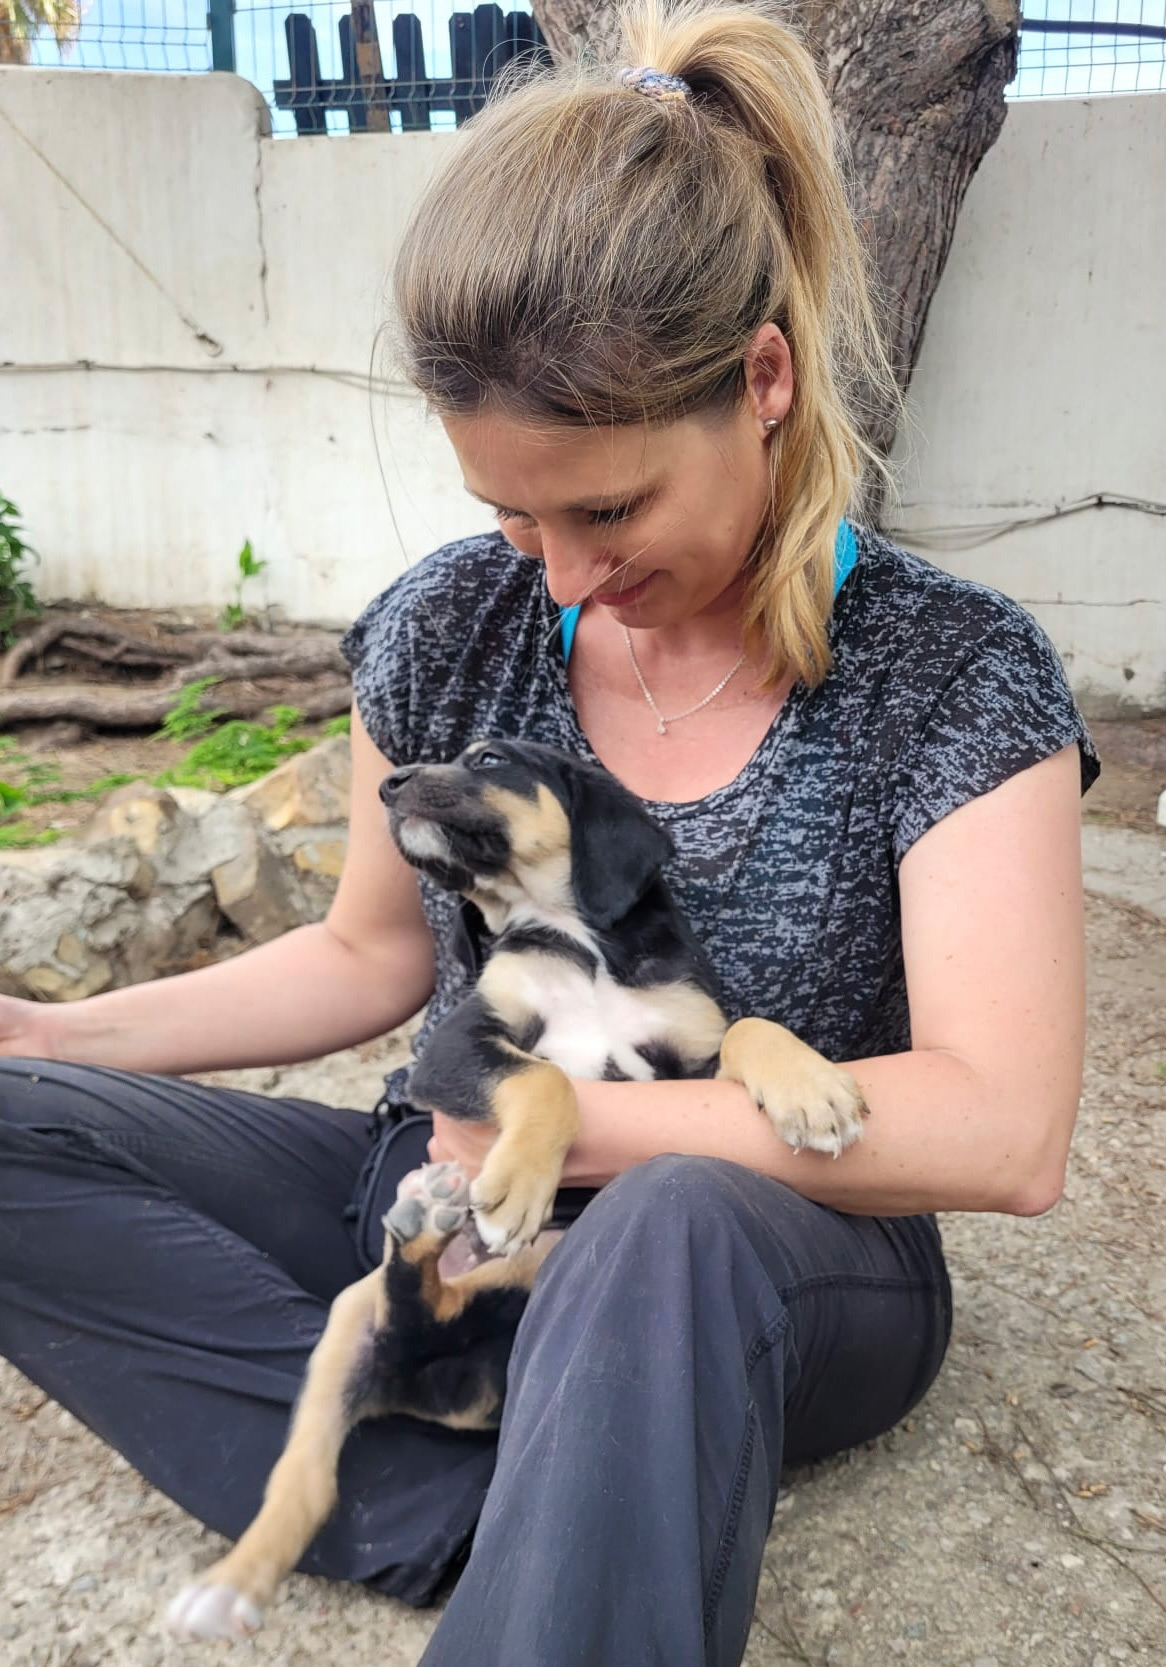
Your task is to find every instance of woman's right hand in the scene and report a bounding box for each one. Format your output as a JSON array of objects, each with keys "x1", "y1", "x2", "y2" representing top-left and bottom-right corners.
[{"x1": 0, "y1": 991, "x2": 58, "y2": 1061}]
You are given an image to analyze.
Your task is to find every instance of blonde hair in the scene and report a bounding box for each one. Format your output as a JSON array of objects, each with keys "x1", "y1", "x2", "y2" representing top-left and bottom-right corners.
[{"x1": 392, "y1": 0, "x2": 898, "y2": 687}]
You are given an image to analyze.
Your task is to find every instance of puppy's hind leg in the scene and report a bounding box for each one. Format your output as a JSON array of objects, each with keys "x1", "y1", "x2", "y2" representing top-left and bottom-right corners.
[
  {"x1": 382, "y1": 1162, "x2": 556, "y2": 1430},
  {"x1": 165, "y1": 1268, "x2": 383, "y2": 1641}
]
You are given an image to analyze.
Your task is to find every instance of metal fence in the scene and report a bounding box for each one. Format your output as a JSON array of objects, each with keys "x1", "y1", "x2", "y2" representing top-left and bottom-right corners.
[
  {"x1": 1015, "y1": 1, "x2": 1166, "y2": 96},
  {"x1": 26, "y1": 2, "x2": 1166, "y2": 132}
]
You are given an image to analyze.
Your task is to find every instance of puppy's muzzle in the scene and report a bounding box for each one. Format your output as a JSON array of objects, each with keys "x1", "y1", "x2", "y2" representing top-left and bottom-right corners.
[{"x1": 379, "y1": 763, "x2": 469, "y2": 819}]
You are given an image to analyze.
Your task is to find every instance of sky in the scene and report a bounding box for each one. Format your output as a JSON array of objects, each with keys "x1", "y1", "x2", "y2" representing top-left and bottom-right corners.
[{"x1": 29, "y1": 0, "x2": 1166, "y2": 135}]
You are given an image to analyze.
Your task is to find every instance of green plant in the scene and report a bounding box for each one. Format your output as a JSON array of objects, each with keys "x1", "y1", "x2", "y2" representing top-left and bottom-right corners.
[
  {"x1": 158, "y1": 678, "x2": 229, "y2": 744},
  {"x1": 0, "y1": 2, "x2": 81, "y2": 64},
  {"x1": 0, "y1": 737, "x2": 135, "y2": 848},
  {"x1": 220, "y1": 540, "x2": 267, "y2": 632},
  {"x1": 323, "y1": 713, "x2": 351, "y2": 738},
  {"x1": 156, "y1": 704, "x2": 312, "y2": 792},
  {"x1": 0, "y1": 495, "x2": 41, "y2": 647}
]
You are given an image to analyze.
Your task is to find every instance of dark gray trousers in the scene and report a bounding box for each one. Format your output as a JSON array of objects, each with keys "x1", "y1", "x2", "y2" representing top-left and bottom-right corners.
[{"x1": 0, "y1": 1058, "x2": 950, "y2": 1667}]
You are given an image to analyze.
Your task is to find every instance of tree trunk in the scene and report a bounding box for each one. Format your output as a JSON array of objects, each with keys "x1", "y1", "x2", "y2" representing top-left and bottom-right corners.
[
  {"x1": 531, "y1": 0, "x2": 1020, "y2": 461},
  {"x1": 0, "y1": 22, "x2": 32, "y2": 63}
]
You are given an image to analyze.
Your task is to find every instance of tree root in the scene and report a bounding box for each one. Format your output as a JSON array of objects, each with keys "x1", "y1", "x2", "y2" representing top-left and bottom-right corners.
[{"x1": 0, "y1": 615, "x2": 351, "y2": 729}]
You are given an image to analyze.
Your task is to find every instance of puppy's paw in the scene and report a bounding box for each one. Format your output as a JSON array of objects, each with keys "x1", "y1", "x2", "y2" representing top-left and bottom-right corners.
[
  {"x1": 166, "y1": 1580, "x2": 264, "y2": 1641},
  {"x1": 470, "y1": 1151, "x2": 559, "y2": 1256},
  {"x1": 384, "y1": 1161, "x2": 471, "y2": 1246},
  {"x1": 718, "y1": 1017, "x2": 867, "y2": 1159}
]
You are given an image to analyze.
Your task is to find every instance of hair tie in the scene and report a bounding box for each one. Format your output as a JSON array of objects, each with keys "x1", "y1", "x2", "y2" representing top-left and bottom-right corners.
[{"x1": 616, "y1": 65, "x2": 691, "y2": 102}]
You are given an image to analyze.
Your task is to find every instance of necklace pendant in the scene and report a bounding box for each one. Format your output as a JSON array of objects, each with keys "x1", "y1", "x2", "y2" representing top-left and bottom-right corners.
[{"x1": 656, "y1": 718, "x2": 667, "y2": 736}]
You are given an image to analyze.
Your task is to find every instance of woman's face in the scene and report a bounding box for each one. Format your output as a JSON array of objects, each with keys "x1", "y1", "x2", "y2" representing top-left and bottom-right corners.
[{"x1": 440, "y1": 332, "x2": 792, "y2": 630}]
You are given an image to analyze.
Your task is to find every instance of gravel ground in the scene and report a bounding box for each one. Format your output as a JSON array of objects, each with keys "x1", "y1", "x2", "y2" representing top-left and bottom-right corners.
[{"x1": 2, "y1": 855, "x2": 1163, "y2": 1666}]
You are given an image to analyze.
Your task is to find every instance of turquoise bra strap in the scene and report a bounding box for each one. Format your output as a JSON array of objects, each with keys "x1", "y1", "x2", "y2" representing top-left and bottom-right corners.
[
  {"x1": 559, "y1": 519, "x2": 858, "y2": 665},
  {"x1": 560, "y1": 598, "x2": 581, "y2": 665}
]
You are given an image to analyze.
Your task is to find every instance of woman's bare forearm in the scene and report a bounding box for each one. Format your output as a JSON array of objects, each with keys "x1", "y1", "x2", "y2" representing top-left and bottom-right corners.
[
  {"x1": 567, "y1": 1045, "x2": 1077, "y2": 1218},
  {"x1": 36, "y1": 920, "x2": 435, "y2": 1076}
]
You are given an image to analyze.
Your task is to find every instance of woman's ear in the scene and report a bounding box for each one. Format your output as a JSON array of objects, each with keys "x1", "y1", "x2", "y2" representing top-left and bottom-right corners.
[
  {"x1": 745, "y1": 320, "x2": 794, "y2": 430},
  {"x1": 566, "y1": 766, "x2": 674, "y2": 930}
]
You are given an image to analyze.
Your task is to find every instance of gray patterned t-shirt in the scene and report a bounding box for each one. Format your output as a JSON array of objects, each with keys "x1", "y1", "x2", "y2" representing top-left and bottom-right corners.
[{"x1": 340, "y1": 526, "x2": 1098, "y2": 1090}]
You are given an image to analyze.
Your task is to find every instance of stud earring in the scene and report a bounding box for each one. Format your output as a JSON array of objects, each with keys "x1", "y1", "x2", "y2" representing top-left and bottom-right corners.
[{"x1": 763, "y1": 418, "x2": 780, "y2": 432}]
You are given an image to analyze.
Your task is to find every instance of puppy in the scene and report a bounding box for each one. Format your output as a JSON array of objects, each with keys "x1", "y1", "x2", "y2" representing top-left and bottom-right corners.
[{"x1": 166, "y1": 739, "x2": 865, "y2": 1639}]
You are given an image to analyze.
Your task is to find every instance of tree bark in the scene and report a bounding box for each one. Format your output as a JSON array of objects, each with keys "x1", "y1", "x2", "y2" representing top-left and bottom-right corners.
[
  {"x1": 0, "y1": 22, "x2": 31, "y2": 63},
  {"x1": 531, "y1": 0, "x2": 1020, "y2": 460},
  {"x1": 0, "y1": 616, "x2": 351, "y2": 728}
]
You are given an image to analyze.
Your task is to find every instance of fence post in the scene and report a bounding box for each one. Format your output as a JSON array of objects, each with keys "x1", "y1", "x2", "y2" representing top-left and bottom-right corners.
[
  {"x1": 350, "y1": 3, "x2": 391, "y2": 131},
  {"x1": 207, "y1": 0, "x2": 236, "y2": 73}
]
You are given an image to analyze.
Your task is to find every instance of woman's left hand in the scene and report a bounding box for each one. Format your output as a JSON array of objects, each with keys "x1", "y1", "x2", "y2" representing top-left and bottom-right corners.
[{"x1": 426, "y1": 1110, "x2": 498, "y2": 1179}]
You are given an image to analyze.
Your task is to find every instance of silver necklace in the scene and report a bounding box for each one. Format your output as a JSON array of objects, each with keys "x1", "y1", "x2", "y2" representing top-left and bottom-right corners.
[{"x1": 622, "y1": 626, "x2": 747, "y2": 736}]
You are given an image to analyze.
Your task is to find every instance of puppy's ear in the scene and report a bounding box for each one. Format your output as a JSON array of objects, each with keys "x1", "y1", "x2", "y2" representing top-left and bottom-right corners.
[
  {"x1": 566, "y1": 767, "x2": 674, "y2": 930},
  {"x1": 448, "y1": 898, "x2": 490, "y2": 977}
]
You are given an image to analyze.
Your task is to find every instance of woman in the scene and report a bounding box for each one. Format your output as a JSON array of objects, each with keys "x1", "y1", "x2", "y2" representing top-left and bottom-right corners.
[{"x1": 0, "y1": 3, "x2": 1096, "y2": 1662}]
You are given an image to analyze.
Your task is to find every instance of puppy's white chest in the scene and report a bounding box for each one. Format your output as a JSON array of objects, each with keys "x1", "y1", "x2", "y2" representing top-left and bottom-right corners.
[{"x1": 524, "y1": 960, "x2": 660, "y2": 1082}]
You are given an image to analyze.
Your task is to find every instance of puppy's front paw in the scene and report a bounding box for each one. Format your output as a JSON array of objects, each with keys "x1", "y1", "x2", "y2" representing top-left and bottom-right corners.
[
  {"x1": 166, "y1": 1579, "x2": 264, "y2": 1641},
  {"x1": 470, "y1": 1149, "x2": 559, "y2": 1256},
  {"x1": 718, "y1": 1017, "x2": 867, "y2": 1158}
]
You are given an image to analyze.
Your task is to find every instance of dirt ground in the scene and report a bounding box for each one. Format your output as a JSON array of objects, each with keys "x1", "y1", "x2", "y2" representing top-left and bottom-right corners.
[
  {"x1": 1, "y1": 724, "x2": 1163, "y2": 1666},
  {"x1": 1, "y1": 603, "x2": 345, "y2": 841}
]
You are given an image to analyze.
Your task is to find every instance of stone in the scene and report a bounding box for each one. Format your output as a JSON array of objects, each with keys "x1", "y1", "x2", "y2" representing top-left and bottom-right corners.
[
  {"x1": 212, "y1": 816, "x2": 304, "y2": 943},
  {"x1": 0, "y1": 740, "x2": 351, "y2": 995},
  {"x1": 83, "y1": 781, "x2": 180, "y2": 857},
  {"x1": 232, "y1": 736, "x2": 350, "y2": 831},
  {"x1": 23, "y1": 953, "x2": 114, "y2": 1002},
  {"x1": 292, "y1": 837, "x2": 346, "y2": 881}
]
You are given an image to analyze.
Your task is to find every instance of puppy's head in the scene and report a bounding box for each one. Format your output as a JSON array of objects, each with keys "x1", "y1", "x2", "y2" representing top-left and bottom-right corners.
[{"x1": 380, "y1": 740, "x2": 673, "y2": 931}]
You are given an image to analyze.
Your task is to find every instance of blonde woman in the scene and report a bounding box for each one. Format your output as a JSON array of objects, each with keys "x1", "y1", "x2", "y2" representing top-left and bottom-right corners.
[{"x1": 0, "y1": 3, "x2": 1095, "y2": 1661}]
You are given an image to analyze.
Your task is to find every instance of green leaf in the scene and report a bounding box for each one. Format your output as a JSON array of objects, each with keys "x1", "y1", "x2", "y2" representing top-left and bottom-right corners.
[{"x1": 237, "y1": 539, "x2": 266, "y2": 580}]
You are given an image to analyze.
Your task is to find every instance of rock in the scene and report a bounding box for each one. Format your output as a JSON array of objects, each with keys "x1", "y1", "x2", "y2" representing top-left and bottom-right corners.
[
  {"x1": 212, "y1": 816, "x2": 304, "y2": 943},
  {"x1": 232, "y1": 736, "x2": 350, "y2": 831},
  {"x1": 292, "y1": 837, "x2": 347, "y2": 880},
  {"x1": 83, "y1": 780, "x2": 179, "y2": 856},
  {"x1": 0, "y1": 740, "x2": 352, "y2": 996},
  {"x1": 0, "y1": 838, "x2": 151, "y2": 1000}
]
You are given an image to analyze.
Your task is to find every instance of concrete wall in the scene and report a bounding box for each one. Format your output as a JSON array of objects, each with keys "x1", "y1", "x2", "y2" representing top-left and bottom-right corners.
[
  {"x1": 890, "y1": 93, "x2": 1166, "y2": 715},
  {"x1": 2, "y1": 69, "x2": 1163, "y2": 711}
]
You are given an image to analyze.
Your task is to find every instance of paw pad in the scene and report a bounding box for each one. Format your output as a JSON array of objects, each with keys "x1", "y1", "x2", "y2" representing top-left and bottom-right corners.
[{"x1": 384, "y1": 1162, "x2": 471, "y2": 1245}]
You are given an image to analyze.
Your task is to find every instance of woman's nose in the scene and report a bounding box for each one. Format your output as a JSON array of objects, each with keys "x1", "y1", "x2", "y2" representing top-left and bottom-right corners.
[{"x1": 539, "y1": 530, "x2": 599, "y2": 607}]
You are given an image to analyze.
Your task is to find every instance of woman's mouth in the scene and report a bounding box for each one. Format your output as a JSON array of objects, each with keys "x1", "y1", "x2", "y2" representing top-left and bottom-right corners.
[{"x1": 591, "y1": 572, "x2": 655, "y2": 608}]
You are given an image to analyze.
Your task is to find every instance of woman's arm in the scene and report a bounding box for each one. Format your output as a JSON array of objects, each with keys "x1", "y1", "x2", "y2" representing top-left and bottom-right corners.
[
  {"x1": 0, "y1": 709, "x2": 436, "y2": 1076},
  {"x1": 558, "y1": 744, "x2": 1086, "y2": 1217}
]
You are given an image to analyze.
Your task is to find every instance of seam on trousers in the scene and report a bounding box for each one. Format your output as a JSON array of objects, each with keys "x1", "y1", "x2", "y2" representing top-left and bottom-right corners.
[
  {"x1": 19, "y1": 1122, "x2": 322, "y2": 1195},
  {"x1": 702, "y1": 1309, "x2": 788, "y2": 1642},
  {"x1": 776, "y1": 1269, "x2": 940, "y2": 1307}
]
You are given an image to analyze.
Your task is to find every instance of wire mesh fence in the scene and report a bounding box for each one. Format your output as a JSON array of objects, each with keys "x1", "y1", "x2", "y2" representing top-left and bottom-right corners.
[
  {"x1": 24, "y1": 2, "x2": 1166, "y2": 132},
  {"x1": 1016, "y1": 1, "x2": 1166, "y2": 96}
]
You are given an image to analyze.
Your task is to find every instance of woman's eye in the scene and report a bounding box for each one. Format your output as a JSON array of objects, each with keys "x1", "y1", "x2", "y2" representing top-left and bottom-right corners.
[{"x1": 495, "y1": 503, "x2": 640, "y2": 528}]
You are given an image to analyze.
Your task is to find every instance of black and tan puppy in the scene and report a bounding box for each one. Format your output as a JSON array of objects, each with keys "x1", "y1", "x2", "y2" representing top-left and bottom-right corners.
[{"x1": 167, "y1": 740, "x2": 866, "y2": 1639}]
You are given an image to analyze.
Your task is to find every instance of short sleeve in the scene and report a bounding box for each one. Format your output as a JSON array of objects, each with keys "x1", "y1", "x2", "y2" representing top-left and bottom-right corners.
[
  {"x1": 889, "y1": 610, "x2": 1100, "y2": 865},
  {"x1": 339, "y1": 578, "x2": 417, "y2": 764}
]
